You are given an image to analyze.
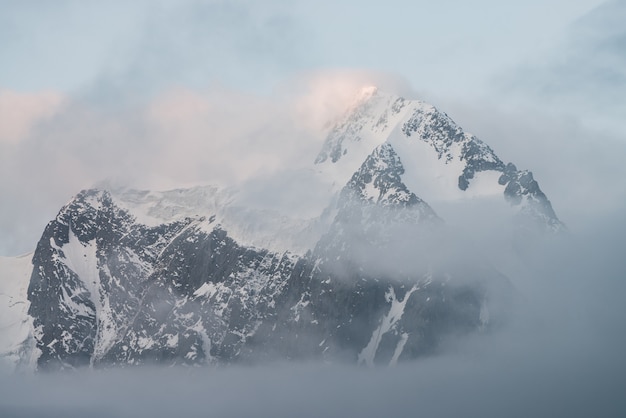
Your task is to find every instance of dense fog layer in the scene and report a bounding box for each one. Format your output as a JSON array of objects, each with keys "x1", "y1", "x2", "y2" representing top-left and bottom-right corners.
[{"x1": 1, "y1": 213, "x2": 624, "y2": 417}]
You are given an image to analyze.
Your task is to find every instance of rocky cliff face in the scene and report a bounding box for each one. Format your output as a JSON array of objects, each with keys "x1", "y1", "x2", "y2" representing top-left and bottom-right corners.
[
  {"x1": 15, "y1": 88, "x2": 561, "y2": 371},
  {"x1": 26, "y1": 186, "x2": 497, "y2": 370}
]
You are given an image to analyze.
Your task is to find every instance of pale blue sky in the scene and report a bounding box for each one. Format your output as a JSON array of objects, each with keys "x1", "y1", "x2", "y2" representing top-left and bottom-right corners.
[{"x1": 0, "y1": 0, "x2": 605, "y2": 97}]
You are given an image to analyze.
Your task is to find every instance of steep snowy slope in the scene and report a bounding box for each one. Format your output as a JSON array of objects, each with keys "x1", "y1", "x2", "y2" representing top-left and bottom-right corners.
[
  {"x1": 26, "y1": 184, "x2": 487, "y2": 369},
  {"x1": 0, "y1": 254, "x2": 36, "y2": 372},
  {"x1": 110, "y1": 186, "x2": 329, "y2": 256},
  {"x1": 315, "y1": 87, "x2": 563, "y2": 232}
]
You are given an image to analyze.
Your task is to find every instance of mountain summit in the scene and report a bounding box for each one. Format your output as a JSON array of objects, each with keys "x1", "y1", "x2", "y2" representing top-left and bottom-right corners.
[
  {"x1": 315, "y1": 87, "x2": 562, "y2": 232},
  {"x1": 1, "y1": 88, "x2": 561, "y2": 371}
]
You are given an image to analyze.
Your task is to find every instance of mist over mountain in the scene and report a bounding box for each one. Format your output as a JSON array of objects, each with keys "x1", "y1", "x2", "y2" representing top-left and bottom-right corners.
[
  {"x1": 0, "y1": 76, "x2": 624, "y2": 415},
  {"x1": 2, "y1": 1, "x2": 626, "y2": 416},
  {"x1": 0, "y1": 86, "x2": 568, "y2": 374}
]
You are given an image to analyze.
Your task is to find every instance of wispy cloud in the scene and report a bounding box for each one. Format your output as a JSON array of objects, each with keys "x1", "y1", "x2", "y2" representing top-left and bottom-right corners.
[
  {"x1": 2, "y1": 217, "x2": 625, "y2": 415},
  {"x1": 0, "y1": 70, "x2": 407, "y2": 254},
  {"x1": 495, "y1": 0, "x2": 626, "y2": 134}
]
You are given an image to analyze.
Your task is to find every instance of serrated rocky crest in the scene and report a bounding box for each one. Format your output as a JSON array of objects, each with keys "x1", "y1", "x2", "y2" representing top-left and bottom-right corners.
[{"x1": 13, "y1": 88, "x2": 562, "y2": 371}]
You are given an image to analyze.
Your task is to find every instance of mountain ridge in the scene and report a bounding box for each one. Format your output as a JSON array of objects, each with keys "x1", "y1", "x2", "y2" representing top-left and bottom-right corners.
[{"x1": 1, "y1": 87, "x2": 559, "y2": 371}]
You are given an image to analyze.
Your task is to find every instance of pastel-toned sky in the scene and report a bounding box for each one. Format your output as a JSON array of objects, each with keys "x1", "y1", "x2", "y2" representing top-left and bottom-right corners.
[
  {"x1": 0, "y1": 0, "x2": 606, "y2": 95},
  {"x1": 1, "y1": 0, "x2": 625, "y2": 255}
]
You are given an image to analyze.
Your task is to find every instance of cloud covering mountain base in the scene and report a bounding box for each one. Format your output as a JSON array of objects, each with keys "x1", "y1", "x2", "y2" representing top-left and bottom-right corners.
[
  {"x1": 2, "y1": 170, "x2": 624, "y2": 416},
  {"x1": 2, "y1": 236, "x2": 624, "y2": 417}
]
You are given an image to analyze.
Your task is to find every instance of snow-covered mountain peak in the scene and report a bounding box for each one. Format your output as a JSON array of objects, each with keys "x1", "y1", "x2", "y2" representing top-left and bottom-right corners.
[
  {"x1": 352, "y1": 85, "x2": 378, "y2": 105},
  {"x1": 314, "y1": 89, "x2": 412, "y2": 188},
  {"x1": 312, "y1": 88, "x2": 563, "y2": 232},
  {"x1": 0, "y1": 85, "x2": 567, "y2": 372}
]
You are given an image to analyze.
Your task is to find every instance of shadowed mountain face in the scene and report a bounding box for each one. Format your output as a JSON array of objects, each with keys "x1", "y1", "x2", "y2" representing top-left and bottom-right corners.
[{"x1": 21, "y1": 89, "x2": 558, "y2": 371}]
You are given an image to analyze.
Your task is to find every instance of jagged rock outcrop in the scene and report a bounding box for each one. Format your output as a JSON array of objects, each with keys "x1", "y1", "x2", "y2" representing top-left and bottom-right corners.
[{"x1": 7, "y1": 87, "x2": 562, "y2": 371}]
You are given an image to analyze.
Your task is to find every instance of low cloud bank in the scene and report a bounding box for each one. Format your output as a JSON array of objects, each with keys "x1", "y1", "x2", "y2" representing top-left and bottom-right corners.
[{"x1": 1, "y1": 211, "x2": 624, "y2": 417}]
